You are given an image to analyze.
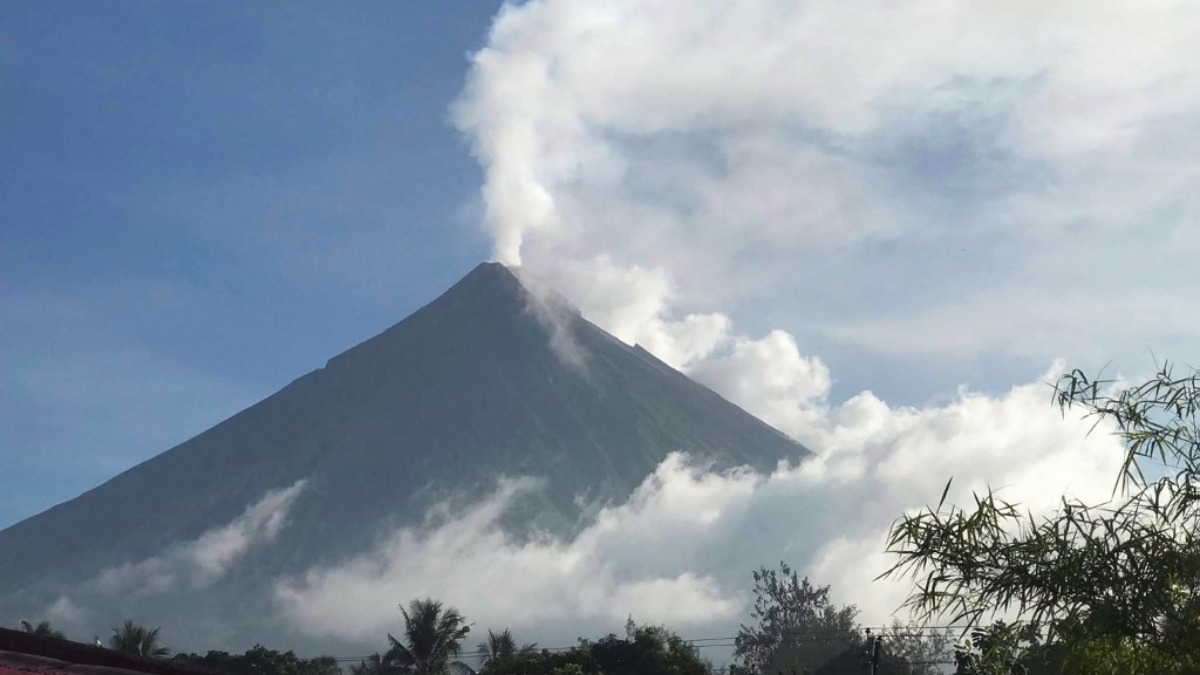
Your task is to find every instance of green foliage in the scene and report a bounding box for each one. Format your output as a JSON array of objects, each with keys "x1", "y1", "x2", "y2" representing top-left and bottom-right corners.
[
  {"x1": 734, "y1": 563, "x2": 861, "y2": 674},
  {"x1": 589, "y1": 620, "x2": 712, "y2": 675},
  {"x1": 349, "y1": 654, "x2": 388, "y2": 675},
  {"x1": 477, "y1": 629, "x2": 536, "y2": 672},
  {"x1": 481, "y1": 619, "x2": 711, "y2": 675},
  {"x1": 18, "y1": 619, "x2": 65, "y2": 639},
  {"x1": 109, "y1": 619, "x2": 170, "y2": 658},
  {"x1": 951, "y1": 622, "x2": 1064, "y2": 675},
  {"x1": 480, "y1": 649, "x2": 587, "y2": 675},
  {"x1": 549, "y1": 665, "x2": 587, "y2": 675},
  {"x1": 385, "y1": 598, "x2": 472, "y2": 675},
  {"x1": 174, "y1": 645, "x2": 340, "y2": 675},
  {"x1": 733, "y1": 565, "x2": 952, "y2": 674},
  {"x1": 1061, "y1": 635, "x2": 1182, "y2": 674},
  {"x1": 884, "y1": 362, "x2": 1200, "y2": 672},
  {"x1": 877, "y1": 621, "x2": 954, "y2": 675}
]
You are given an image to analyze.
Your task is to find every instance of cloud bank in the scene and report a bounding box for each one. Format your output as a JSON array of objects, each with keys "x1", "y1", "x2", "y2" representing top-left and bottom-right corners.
[
  {"x1": 275, "y1": 474, "x2": 740, "y2": 642},
  {"x1": 274, "y1": 370, "x2": 1124, "y2": 643}
]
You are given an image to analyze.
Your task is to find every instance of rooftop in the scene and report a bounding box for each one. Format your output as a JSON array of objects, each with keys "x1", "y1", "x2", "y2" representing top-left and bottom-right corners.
[{"x1": 0, "y1": 630, "x2": 220, "y2": 675}]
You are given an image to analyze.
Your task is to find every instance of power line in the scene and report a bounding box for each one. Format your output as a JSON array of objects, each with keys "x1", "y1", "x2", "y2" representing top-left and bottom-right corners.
[{"x1": 315, "y1": 625, "x2": 972, "y2": 662}]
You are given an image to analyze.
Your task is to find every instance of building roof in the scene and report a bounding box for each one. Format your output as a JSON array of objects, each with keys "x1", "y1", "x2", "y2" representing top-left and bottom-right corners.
[{"x1": 0, "y1": 629, "x2": 221, "y2": 675}]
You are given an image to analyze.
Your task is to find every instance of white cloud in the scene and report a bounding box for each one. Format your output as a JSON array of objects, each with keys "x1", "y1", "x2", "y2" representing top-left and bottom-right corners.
[
  {"x1": 689, "y1": 330, "x2": 831, "y2": 445},
  {"x1": 518, "y1": 258, "x2": 732, "y2": 371},
  {"x1": 274, "y1": 474, "x2": 743, "y2": 643},
  {"x1": 456, "y1": 0, "x2": 1200, "y2": 388},
  {"x1": 45, "y1": 595, "x2": 88, "y2": 625},
  {"x1": 95, "y1": 480, "x2": 307, "y2": 596},
  {"x1": 273, "y1": 367, "x2": 1125, "y2": 642}
]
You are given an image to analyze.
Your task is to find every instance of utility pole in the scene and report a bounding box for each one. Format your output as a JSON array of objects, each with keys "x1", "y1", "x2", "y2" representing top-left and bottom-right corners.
[{"x1": 863, "y1": 629, "x2": 881, "y2": 675}]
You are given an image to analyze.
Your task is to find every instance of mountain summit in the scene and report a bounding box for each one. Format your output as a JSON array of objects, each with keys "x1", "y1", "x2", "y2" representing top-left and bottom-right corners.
[{"x1": 0, "y1": 262, "x2": 806, "y2": 647}]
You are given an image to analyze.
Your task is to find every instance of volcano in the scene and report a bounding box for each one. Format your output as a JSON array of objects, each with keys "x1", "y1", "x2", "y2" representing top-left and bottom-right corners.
[{"x1": 0, "y1": 263, "x2": 807, "y2": 649}]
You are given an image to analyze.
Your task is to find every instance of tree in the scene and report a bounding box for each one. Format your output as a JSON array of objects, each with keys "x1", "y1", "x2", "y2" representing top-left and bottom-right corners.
[
  {"x1": 385, "y1": 598, "x2": 472, "y2": 675},
  {"x1": 109, "y1": 620, "x2": 170, "y2": 658},
  {"x1": 588, "y1": 620, "x2": 711, "y2": 675},
  {"x1": 876, "y1": 621, "x2": 954, "y2": 675},
  {"x1": 884, "y1": 362, "x2": 1200, "y2": 672},
  {"x1": 477, "y1": 629, "x2": 536, "y2": 671},
  {"x1": 349, "y1": 654, "x2": 388, "y2": 675},
  {"x1": 734, "y1": 563, "x2": 860, "y2": 675},
  {"x1": 18, "y1": 619, "x2": 65, "y2": 639},
  {"x1": 474, "y1": 646, "x2": 588, "y2": 675},
  {"x1": 951, "y1": 622, "x2": 1064, "y2": 675},
  {"x1": 799, "y1": 625, "x2": 949, "y2": 675},
  {"x1": 482, "y1": 620, "x2": 711, "y2": 675},
  {"x1": 174, "y1": 645, "x2": 340, "y2": 675}
]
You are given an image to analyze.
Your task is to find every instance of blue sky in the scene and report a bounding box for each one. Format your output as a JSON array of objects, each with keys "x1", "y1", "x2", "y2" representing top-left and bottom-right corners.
[
  {"x1": 3, "y1": 0, "x2": 1199, "y2": 544},
  {"x1": 1, "y1": 2, "x2": 500, "y2": 528}
]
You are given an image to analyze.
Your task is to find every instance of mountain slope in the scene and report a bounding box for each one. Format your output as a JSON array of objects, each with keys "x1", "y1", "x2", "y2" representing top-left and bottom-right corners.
[{"x1": 0, "y1": 263, "x2": 806, "y2": 642}]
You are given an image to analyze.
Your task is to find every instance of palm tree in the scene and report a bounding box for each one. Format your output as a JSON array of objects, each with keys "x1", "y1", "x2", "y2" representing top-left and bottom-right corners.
[
  {"x1": 477, "y1": 629, "x2": 536, "y2": 668},
  {"x1": 384, "y1": 599, "x2": 471, "y2": 675},
  {"x1": 109, "y1": 620, "x2": 170, "y2": 658},
  {"x1": 18, "y1": 620, "x2": 65, "y2": 639},
  {"x1": 351, "y1": 653, "x2": 388, "y2": 675}
]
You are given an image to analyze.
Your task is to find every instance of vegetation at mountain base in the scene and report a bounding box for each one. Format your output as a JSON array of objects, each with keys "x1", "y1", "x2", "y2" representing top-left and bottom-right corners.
[
  {"x1": 174, "y1": 645, "x2": 340, "y2": 675},
  {"x1": 467, "y1": 618, "x2": 712, "y2": 675},
  {"x1": 348, "y1": 653, "x2": 389, "y2": 675},
  {"x1": 734, "y1": 563, "x2": 859, "y2": 674},
  {"x1": 948, "y1": 622, "x2": 1064, "y2": 674},
  {"x1": 15, "y1": 584, "x2": 950, "y2": 674},
  {"x1": 732, "y1": 563, "x2": 950, "y2": 675},
  {"x1": 477, "y1": 629, "x2": 537, "y2": 670},
  {"x1": 110, "y1": 619, "x2": 171, "y2": 658},
  {"x1": 885, "y1": 361, "x2": 1200, "y2": 673},
  {"x1": 18, "y1": 619, "x2": 65, "y2": 639},
  {"x1": 17, "y1": 584, "x2": 949, "y2": 675},
  {"x1": 383, "y1": 598, "x2": 473, "y2": 675}
]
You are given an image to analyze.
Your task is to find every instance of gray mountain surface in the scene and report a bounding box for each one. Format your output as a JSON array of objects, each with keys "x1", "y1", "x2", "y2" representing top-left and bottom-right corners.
[{"x1": 0, "y1": 262, "x2": 807, "y2": 649}]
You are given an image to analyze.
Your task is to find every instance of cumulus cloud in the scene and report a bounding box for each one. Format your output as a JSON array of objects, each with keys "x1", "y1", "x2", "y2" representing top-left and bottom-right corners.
[
  {"x1": 689, "y1": 331, "x2": 831, "y2": 444},
  {"x1": 456, "y1": 0, "x2": 1200, "y2": 384},
  {"x1": 95, "y1": 480, "x2": 307, "y2": 595}
]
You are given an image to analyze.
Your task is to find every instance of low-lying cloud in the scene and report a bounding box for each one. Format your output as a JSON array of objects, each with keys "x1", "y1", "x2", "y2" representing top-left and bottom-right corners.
[
  {"x1": 274, "y1": 473, "x2": 742, "y2": 643},
  {"x1": 274, "y1": 368, "x2": 1124, "y2": 643},
  {"x1": 95, "y1": 479, "x2": 308, "y2": 595}
]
